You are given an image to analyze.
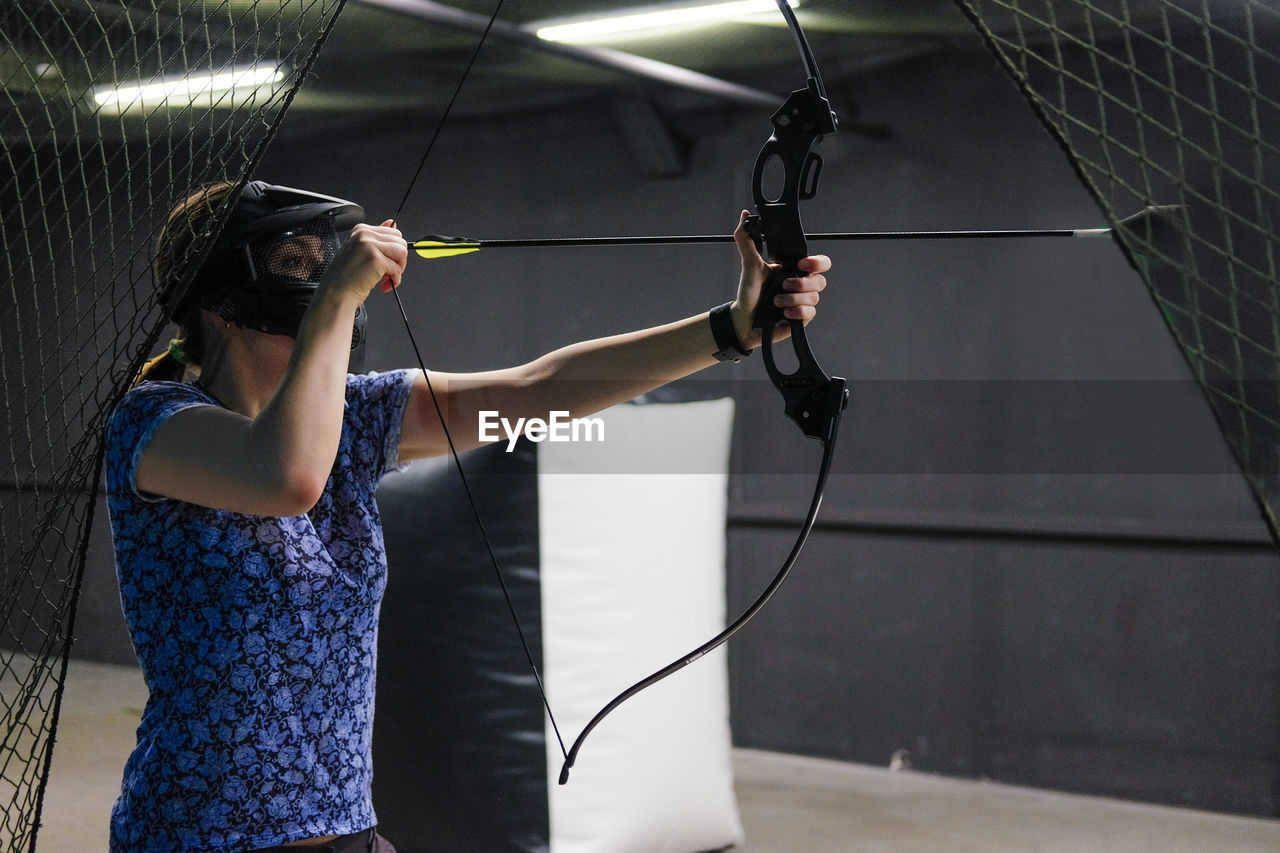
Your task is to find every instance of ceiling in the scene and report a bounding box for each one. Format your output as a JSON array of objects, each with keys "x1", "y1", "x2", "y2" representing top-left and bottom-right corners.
[
  {"x1": 293, "y1": 0, "x2": 1217, "y2": 122},
  {"x1": 0, "y1": 0, "x2": 996, "y2": 144},
  {"x1": 297, "y1": 0, "x2": 983, "y2": 120},
  {"x1": 0, "y1": 0, "x2": 1206, "y2": 149}
]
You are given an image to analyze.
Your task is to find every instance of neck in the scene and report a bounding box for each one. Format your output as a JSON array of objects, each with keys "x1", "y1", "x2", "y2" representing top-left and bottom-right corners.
[{"x1": 196, "y1": 324, "x2": 292, "y2": 418}]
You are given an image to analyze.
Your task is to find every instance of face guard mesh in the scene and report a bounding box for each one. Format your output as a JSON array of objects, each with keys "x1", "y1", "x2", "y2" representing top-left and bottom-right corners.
[
  {"x1": 251, "y1": 217, "x2": 342, "y2": 286},
  {"x1": 185, "y1": 184, "x2": 367, "y2": 349}
]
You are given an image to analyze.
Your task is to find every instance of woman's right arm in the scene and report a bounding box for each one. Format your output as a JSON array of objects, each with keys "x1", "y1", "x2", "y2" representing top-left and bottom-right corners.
[{"x1": 133, "y1": 222, "x2": 407, "y2": 516}]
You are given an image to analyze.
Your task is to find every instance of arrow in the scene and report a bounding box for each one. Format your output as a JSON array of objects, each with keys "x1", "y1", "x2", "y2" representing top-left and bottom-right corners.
[{"x1": 409, "y1": 206, "x2": 1184, "y2": 259}]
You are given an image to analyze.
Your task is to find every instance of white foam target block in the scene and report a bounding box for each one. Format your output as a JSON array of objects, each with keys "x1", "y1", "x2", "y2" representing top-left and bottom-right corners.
[{"x1": 538, "y1": 399, "x2": 744, "y2": 853}]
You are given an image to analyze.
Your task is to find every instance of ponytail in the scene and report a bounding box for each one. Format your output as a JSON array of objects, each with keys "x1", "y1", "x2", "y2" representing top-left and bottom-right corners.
[
  {"x1": 133, "y1": 305, "x2": 211, "y2": 386},
  {"x1": 133, "y1": 333, "x2": 194, "y2": 386},
  {"x1": 134, "y1": 349, "x2": 182, "y2": 386},
  {"x1": 133, "y1": 180, "x2": 238, "y2": 387}
]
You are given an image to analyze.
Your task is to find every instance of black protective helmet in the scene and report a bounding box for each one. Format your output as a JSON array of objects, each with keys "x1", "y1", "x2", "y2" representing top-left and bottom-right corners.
[{"x1": 166, "y1": 181, "x2": 368, "y2": 349}]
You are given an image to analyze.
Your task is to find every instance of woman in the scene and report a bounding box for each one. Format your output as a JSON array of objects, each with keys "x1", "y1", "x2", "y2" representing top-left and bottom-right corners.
[{"x1": 104, "y1": 180, "x2": 830, "y2": 852}]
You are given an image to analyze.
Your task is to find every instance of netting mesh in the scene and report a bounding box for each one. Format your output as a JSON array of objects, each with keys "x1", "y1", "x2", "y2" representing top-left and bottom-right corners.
[
  {"x1": 951, "y1": 0, "x2": 1280, "y2": 535},
  {"x1": 4, "y1": 0, "x2": 1280, "y2": 846},
  {"x1": 0, "y1": 1, "x2": 347, "y2": 849}
]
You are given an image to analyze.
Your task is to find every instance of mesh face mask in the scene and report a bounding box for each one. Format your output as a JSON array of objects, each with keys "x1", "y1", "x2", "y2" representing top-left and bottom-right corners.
[
  {"x1": 204, "y1": 217, "x2": 344, "y2": 339},
  {"x1": 173, "y1": 181, "x2": 367, "y2": 349},
  {"x1": 253, "y1": 217, "x2": 342, "y2": 285}
]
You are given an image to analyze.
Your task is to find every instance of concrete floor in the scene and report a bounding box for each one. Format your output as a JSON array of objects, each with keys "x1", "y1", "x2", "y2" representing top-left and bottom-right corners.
[{"x1": 31, "y1": 659, "x2": 1280, "y2": 852}]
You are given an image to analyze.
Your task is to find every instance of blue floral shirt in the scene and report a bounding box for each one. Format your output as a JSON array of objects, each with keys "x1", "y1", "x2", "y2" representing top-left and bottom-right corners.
[{"x1": 104, "y1": 370, "x2": 416, "y2": 852}]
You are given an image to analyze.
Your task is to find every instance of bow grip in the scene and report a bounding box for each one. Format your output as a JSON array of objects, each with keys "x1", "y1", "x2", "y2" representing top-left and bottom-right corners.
[{"x1": 746, "y1": 205, "x2": 810, "y2": 331}]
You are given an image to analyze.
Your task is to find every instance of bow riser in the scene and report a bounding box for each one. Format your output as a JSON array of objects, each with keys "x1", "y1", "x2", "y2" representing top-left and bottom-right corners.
[
  {"x1": 750, "y1": 79, "x2": 837, "y2": 330},
  {"x1": 745, "y1": 73, "x2": 845, "y2": 442}
]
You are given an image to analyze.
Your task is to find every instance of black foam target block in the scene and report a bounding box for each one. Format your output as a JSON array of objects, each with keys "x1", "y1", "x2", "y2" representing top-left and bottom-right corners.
[{"x1": 373, "y1": 439, "x2": 548, "y2": 853}]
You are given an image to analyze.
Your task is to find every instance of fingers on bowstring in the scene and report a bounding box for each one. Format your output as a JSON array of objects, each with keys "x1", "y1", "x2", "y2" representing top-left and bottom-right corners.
[{"x1": 367, "y1": 220, "x2": 407, "y2": 292}]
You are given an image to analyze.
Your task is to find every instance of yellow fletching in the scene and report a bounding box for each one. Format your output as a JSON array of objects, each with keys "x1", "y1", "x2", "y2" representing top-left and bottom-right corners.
[{"x1": 412, "y1": 240, "x2": 481, "y2": 259}]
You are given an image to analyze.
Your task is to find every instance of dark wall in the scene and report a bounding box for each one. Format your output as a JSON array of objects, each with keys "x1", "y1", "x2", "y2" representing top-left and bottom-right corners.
[{"x1": 68, "y1": 37, "x2": 1279, "y2": 815}]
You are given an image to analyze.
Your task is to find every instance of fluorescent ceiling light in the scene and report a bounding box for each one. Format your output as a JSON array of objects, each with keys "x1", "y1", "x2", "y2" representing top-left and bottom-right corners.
[
  {"x1": 535, "y1": 0, "x2": 796, "y2": 43},
  {"x1": 92, "y1": 65, "x2": 284, "y2": 111}
]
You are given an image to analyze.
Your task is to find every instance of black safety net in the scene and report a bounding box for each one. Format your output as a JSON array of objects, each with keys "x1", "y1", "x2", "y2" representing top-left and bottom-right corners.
[
  {"x1": 952, "y1": 0, "x2": 1280, "y2": 536},
  {"x1": 0, "y1": 1, "x2": 348, "y2": 849}
]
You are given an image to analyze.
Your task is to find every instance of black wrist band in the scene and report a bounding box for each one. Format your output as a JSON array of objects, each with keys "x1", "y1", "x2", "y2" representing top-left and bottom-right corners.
[{"x1": 710, "y1": 301, "x2": 752, "y2": 363}]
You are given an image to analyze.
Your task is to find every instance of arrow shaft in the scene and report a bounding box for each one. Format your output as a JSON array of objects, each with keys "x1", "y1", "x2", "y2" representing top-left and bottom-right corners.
[
  {"x1": 816, "y1": 227, "x2": 1111, "y2": 240},
  {"x1": 411, "y1": 227, "x2": 1112, "y2": 254}
]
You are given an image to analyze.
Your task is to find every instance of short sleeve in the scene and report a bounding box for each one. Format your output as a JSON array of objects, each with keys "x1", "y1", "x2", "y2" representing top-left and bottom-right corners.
[
  {"x1": 104, "y1": 381, "x2": 215, "y2": 502},
  {"x1": 344, "y1": 369, "x2": 418, "y2": 477}
]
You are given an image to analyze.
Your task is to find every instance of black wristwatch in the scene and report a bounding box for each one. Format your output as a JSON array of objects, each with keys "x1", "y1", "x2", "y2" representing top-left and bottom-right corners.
[{"x1": 709, "y1": 301, "x2": 753, "y2": 363}]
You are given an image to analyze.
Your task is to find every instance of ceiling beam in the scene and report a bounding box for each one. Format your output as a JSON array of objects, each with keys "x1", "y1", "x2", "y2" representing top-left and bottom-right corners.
[{"x1": 355, "y1": 0, "x2": 780, "y2": 108}]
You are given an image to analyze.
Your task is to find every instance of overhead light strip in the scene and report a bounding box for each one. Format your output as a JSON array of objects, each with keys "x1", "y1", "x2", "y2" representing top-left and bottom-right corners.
[
  {"x1": 92, "y1": 65, "x2": 284, "y2": 110},
  {"x1": 535, "y1": 0, "x2": 797, "y2": 44}
]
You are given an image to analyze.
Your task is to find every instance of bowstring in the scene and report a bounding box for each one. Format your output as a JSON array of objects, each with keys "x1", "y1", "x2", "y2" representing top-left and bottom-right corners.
[{"x1": 385, "y1": 0, "x2": 570, "y2": 762}]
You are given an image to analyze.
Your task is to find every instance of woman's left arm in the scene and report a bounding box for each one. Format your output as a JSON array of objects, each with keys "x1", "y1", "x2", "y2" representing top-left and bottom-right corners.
[{"x1": 398, "y1": 210, "x2": 830, "y2": 462}]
